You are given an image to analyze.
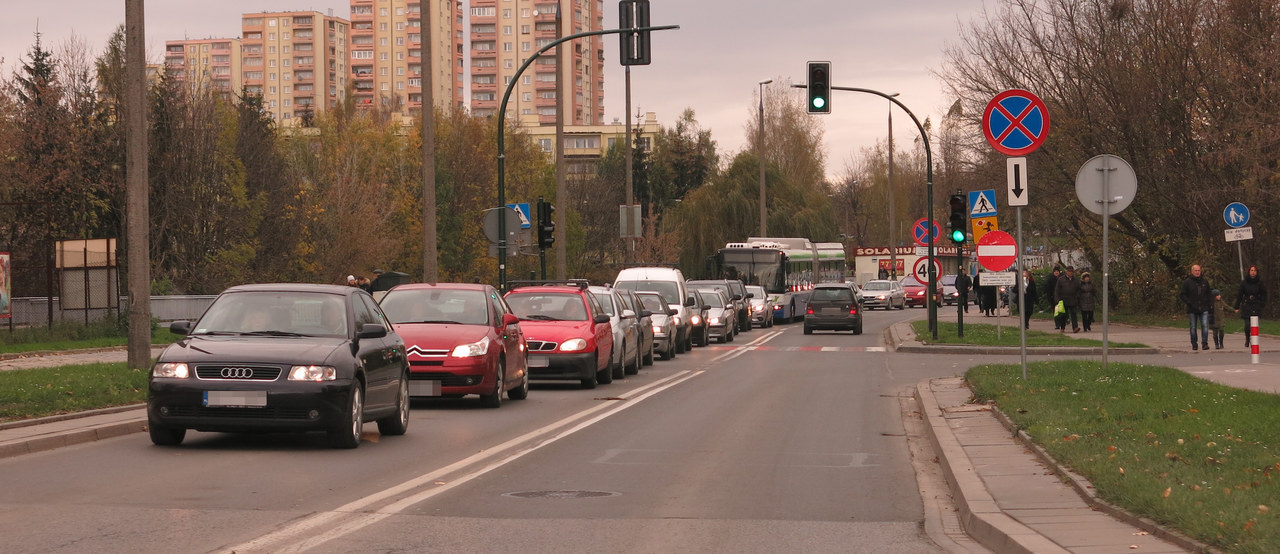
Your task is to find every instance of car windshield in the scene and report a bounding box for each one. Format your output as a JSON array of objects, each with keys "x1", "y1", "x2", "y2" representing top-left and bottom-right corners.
[
  {"x1": 505, "y1": 292, "x2": 588, "y2": 321},
  {"x1": 811, "y1": 287, "x2": 854, "y2": 302},
  {"x1": 193, "y1": 291, "x2": 347, "y2": 338},
  {"x1": 942, "y1": 275, "x2": 957, "y2": 286},
  {"x1": 638, "y1": 293, "x2": 665, "y2": 313},
  {"x1": 380, "y1": 288, "x2": 489, "y2": 326},
  {"x1": 699, "y1": 291, "x2": 725, "y2": 308},
  {"x1": 615, "y1": 280, "x2": 680, "y2": 305},
  {"x1": 864, "y1": 282, "x2": 890, "y2": 291},
  {"x1": 901, "y1": 277, "x2": 924, "y2": 287},
  {"x1": 590, "y1": 292, "x2": 619, "y2": 316}
]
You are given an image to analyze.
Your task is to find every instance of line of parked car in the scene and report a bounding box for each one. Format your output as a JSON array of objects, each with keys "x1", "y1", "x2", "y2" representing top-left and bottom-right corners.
[{"x1": 144, "y1": 267, "x2": 769, "y2": 449}]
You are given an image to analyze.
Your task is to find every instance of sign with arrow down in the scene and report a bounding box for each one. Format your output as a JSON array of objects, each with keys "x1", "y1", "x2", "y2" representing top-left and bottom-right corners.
[{"x1": 1007, "y1": 157, "x2": 1028, "y2": 207}]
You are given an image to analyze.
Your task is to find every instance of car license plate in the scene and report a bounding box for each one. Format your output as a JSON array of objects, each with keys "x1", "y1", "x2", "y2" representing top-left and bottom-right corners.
[
  {"x1": 821, "y1": 307, "x2": 845, "y2": 315},
  {"x1": 409, "y1": 380, "x2": 442, "y2": 396},
  {"x1": 527, "y1": 355, "x2": 549, "y2": 368},
  {"x1": 203, "y1": 390, "x2": 267, "y2": 408}
]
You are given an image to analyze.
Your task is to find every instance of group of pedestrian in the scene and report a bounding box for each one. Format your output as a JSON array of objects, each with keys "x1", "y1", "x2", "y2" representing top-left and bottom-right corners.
[
  {"x1": 1181, "y1": 263, "x2": 1267, "y2": 351},
  {"x1": 1045, "y1": 266, "x2": 1098, "y2": 333},
  {"x1": 346, "y1": 274, "x2": 372, "y2": 293}
]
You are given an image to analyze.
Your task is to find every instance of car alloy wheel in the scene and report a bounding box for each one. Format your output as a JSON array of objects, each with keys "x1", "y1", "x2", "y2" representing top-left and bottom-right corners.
[
  {"x1": 377, "y1": 373, "x2": 410, "y2": 436},
  {"x1": 481, "y1": 360, "x2": 504, "y2": 408},
  {"x1": 329, "y1": 384, "x2": 363, "y2": 449}
]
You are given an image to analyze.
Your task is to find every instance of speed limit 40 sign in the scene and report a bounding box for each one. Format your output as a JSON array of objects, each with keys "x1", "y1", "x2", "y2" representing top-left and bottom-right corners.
[{"x1": 913, "y1": 256, "x2": 941, "y2": 283}]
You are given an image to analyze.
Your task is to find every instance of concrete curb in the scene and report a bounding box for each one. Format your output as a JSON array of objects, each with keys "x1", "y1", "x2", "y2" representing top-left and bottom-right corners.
[
  {"x1": 987, "y1": 406, "x2": 1211, "y2": 553},
  {"x1": 0, "y1": 407, "x2": 146, "y2": 460},
  {"x1": 914, "y1": 381, "x2": 1068, "y2": 554},
  {"x1": 0, "y1": 403, "x2": 146, "y2": 431},
  {"x1": 0, "y1": 345, "x2": 130, "y2": 362},
  {"x1": 887, "y1": 321, "x2": 1160, "y2": 355}
]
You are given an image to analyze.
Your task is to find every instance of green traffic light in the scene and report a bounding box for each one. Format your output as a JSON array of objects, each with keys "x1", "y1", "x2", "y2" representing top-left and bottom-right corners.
[
  {"x1": 950, "y1": 229, "x2": 965, "y2": 242},
  {"x1": 812, "y1": 97, "x2": 826, "y2": 109}
]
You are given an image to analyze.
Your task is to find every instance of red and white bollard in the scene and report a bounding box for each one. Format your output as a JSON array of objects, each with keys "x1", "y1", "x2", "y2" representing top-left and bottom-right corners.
[{"x1": 1251, "y1": 315, "x2": 1260, "y2": 364}]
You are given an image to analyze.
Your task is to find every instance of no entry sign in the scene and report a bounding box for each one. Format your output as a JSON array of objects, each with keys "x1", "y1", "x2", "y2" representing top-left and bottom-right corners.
[
  {"x1": 976, "y1": 230, "x2": 1018, "y2": 272},
  {"x1": 983, "y1": 89, "x2": 1050, "y2": 156}
]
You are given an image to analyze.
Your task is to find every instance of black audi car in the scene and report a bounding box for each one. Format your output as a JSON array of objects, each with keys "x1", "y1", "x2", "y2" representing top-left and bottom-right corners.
[{"x1": 147, "y1": 283, "x2": 410, "y2": 448}]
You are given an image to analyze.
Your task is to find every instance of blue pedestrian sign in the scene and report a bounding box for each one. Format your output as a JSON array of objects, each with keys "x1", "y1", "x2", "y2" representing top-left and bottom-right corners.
[
  {"x1": 968, "y1": 190, "x2": 997, "y2": 217},
  {"x1": 1224, "y1": 202, "x2": 1249, "y2": 228},
  {"x1": 508, "y1": 203, "x2": 532, "y2": 229}
]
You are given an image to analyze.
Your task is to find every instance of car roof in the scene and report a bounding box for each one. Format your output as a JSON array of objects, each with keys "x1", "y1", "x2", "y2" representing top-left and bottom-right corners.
[
  {"x1": 224, "y1": 283, "x2": 355, "y2": 296},
  {"x1": 388, "y1": 282, "x2": 490, "y2": 292},
  {"x1": 506, "y1": 285, "x2": 588, "y2": 295}
]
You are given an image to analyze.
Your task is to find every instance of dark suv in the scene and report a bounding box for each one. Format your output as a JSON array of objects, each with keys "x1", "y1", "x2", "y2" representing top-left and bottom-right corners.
[
  {"x1": 686, "y1": 279, "x2": 752, "y2": 333},
  {"x1": 803, "y1": 282, "x2": 863, "y2": 335}
]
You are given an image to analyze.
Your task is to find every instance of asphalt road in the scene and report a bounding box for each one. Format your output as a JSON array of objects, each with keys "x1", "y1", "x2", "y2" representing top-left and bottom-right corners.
[{"x1": 0, "y1": 306, "x2": 969, "y2": 553}]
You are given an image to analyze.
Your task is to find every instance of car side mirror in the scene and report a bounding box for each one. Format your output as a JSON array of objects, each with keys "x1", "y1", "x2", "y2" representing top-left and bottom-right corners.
[
  {"x1": 358, "y1": 323, "x2": 388, "y2": 339},
  {"x1": 667, "y1": 308, "x2": 677, "y2": 316},
  {"x1": 593, "y1": 314, "x2": 611, "y2": 324},
  {"x1": 684, "y1": 297, "x2": 695, "y2": 307},
  {"x1": 621, "y1": 309, "x2": 636, "y2": 319},
  {"x1": 502, "y1": 313, "x2": 520, "y2": 327},
  {"x1": 702, "y1": 304, "x2": 711, "y2": 310},
  {"x1": 640, "y1": 310, "x2": 652, "y2": 318},
  {"x1": 170, "y1": 321, "x2": 192, "y2": 335},
  {"x1": 745, "y1": 293, "x2": 754, "y2": 299},
  {"x1": 732, "y1": 294, "x2": 743, "y2": 301}
]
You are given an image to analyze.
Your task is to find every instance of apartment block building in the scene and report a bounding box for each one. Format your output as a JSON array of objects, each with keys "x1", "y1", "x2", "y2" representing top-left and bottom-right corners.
[
  {"x1": 240, "y1": 11, "x2": 350, "y2": 126},
  {"x1": 162, "y1": 38, "x2": 242, "y2": 100},
  {"x1": 348, "y1": 0, "x2": 462, "y2": 117},
  {"x1": 468, "y1": 0, "x2": 605, "y2": 126}
]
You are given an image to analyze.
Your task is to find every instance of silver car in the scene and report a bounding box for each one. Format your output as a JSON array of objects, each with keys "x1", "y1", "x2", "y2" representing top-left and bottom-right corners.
[
  {"x1": 637, "y1": 291, "x2": 677, "y2": 360},
  {"x1": 696, "y1": 288, "x2": 736, "y2": 343},
  {"x1": 745, "y1": 285, "x2": 774, "y2": 328},
  {"x1": 861, "y1": 279, "x2": 906, "y2": 310},
  {"x1": 618, "y1": 289, "x2": 655, "y2": 366},
  {"x1": 589, "y1": 286, "x2": 641, "y2": 379}
]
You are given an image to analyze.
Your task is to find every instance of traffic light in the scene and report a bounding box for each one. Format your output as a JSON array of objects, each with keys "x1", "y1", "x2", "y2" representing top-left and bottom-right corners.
[
  {"x1": 807, "y1": 61, "x2": 831, "y2": 114},
  {"x1": 537, "y1": 199, "x2": 556, "y2": 249},
  {"x1": 948, "y1": 194, "x2": 967, "y2": 244},
  {"x1": 619, "y1": 0, "x2": 651, "y2": 66}
]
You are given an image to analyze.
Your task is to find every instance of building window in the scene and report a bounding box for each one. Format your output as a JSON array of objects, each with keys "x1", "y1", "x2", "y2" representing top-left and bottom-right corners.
[
  {"x1": 503, "y1": 9, "x2": 512, "y2": 18},
  {"x1": 538, "y1": 139, "x2": 552, "y2": 152},
  {"x1": 471, "y1": 7, "x2": 495, "y2": 16},
  {"x1": 268, "y1": 19, "x2": 277, "y2": 27},
  {"x1": 503, "y1": 26, "x2": 512, "y2": 36},
  {"x1": 503, "y1": 42, "x2": 513, "y2": 52}
]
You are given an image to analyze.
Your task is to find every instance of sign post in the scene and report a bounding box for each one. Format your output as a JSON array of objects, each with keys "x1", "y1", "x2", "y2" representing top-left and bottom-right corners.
[{"x1": 1076, "y1": 154, "x2": 1138, "y2": 370}]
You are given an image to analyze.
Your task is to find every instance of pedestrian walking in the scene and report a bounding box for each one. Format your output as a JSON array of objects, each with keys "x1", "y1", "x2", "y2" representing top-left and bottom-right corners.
[
  {"x1": 1012, "y1": 269, "x2": 1037, "y2": 329},
  {"x1": 1078, "y1": 271, "x2": 1098, "y2": 332},
  {"x1": 955, "y1": 272, "x2": 972, "y2": 313},
  {"x1": 1179, "y1": 264, "x2": 1213, "y2": 351},
  {"x1": 1235, "y1": 264, "x2": 1266, "y2": 348},
  {"x1": 1054, "y1": 266, "x2": 1081, "y2": 332},
  {"x1": 1211, "y1": 289, "x2": 1228, "y2": 350},
  {"x1": 1049, "y1": 266, "x2": 1059, "y2": 326}
]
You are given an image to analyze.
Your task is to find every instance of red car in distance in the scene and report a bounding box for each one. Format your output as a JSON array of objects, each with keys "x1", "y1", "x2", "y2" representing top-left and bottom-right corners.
[
  {"x1": 900, "y1": 275, "x2": 941, "y2": 308},
  {"x1": 504, "y1": 281, "x2": 615, "y2": 390},
  {"x1": 379, "y1": 283, "x2": 529, "y2": 408}
]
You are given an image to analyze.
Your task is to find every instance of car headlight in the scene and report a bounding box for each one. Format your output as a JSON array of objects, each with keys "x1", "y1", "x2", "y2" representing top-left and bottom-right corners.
[
  {"x1": 690, "y1": 315, "x2": 702, "y2": 325},
  {"x1": 709, "y1": 316, "x2": 721, "y2": 325},
  {"x1": 451, "y1": 336, "x2": 491, "y2": 358},
  {"x1": 673, "y1": 315, "x2": 682, "y2": 325},
  {"x1": 289, "y1": 365, "x2": 337, "y2": 381},
  {"x1": 652, "y1": 325, "x2": 663, "y2": 334},
  {"x1": 152, "y1": 362, "x2": 189, "y2": 379},
  {"x1": 560, "y1": 338, "x2": 588, "y2": 352}
]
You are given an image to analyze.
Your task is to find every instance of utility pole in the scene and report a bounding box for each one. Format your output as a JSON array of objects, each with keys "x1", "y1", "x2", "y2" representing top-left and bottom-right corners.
[
  {"x1": 125, "y1": 0, "x2": 151, "y2": 370},
  {"x1": 553, "y1": 8, "x2": 567, "y2": 279},
  {"x1": 421, "y1": 0, "x2": 438, "y2": 282}
]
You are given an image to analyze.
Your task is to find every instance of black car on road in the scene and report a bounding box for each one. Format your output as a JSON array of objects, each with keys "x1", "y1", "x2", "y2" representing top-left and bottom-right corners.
[
  {"x1": 147, "y1": 284, "x2": 410, "y2": 449},
  {"x1": 803, "y1": 282, "x2": 864, "y2": 335}
]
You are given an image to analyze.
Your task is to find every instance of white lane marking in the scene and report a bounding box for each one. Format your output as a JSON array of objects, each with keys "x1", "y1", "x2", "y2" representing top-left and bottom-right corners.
[{"x1": 224, "y1": 370, "x2": 702, "y2": 553}]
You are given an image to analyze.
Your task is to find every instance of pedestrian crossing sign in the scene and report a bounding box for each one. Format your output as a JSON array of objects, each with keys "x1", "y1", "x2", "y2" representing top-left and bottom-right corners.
[{"x1": 968, "y1": 189, "x2": 997, "y2": 217}]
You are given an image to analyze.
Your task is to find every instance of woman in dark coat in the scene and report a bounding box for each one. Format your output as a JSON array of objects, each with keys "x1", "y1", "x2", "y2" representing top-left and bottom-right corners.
[
  {"x1": 1236, "y1": 264, "x2": 1267, "y2": 347},
  {"x1": 1013, "y1": 269, "x2": 1037, "y2": 329},
  {"x1": 1077, "y1": 272, "x2": 1098, "y2": 332}
]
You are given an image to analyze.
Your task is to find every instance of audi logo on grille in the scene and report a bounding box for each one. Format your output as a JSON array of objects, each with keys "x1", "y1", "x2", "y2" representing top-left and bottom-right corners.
[{"x1": 220, "y1": 367, "x2": 255, "y2": 378}]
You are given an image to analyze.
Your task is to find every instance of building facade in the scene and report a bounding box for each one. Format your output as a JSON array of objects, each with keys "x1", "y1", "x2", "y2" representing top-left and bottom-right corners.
[
  {"x1": 521, "y1": 111, "x2": 660, "y2": 180},
  {"x1": 163, "y1": 38, "x2": 242, "y2": 100},
  {"x1": 239, "y1": 11, "x2": 350, "y2": 126},
  {"x1": 468, "y1": 0, "x2": 605, "y2": 126},
  {"x1": 348, "y1": 0, "x2": 462, "y2": 117}
]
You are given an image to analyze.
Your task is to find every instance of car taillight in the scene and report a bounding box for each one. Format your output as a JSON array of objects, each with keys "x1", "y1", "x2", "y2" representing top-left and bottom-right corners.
[
  {"x1": 849, "y1": 307, "x2": 858, "y2": 314},
  {"x1": 806, "y1": 306, "x2": 814, "y2": 315}
]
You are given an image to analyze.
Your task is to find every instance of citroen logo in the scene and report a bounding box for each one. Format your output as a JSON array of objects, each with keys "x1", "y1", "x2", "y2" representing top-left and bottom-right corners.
[{"x1": 220, "y1": 367, "x2": 255, "y2": 378}]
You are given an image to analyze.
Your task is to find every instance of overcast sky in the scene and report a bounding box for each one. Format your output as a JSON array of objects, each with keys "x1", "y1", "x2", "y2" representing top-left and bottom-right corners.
[{"x1": 0, "y1": 1, "x2": 991, "y2": 180}]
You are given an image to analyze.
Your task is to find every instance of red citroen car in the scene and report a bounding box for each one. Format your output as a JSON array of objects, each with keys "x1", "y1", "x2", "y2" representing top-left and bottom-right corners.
[
  {"x1": 379, "y1": 283, "x2": 529, "y2": 408},
  {"x1": 503, "y1": 281, "x2": 615, "y2": 389}
]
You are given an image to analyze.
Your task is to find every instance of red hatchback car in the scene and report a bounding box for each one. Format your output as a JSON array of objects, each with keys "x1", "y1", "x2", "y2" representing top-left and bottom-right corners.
[
  {"x1": 379, "y1": 283, "x2": 529, "y2": 408},
  {"x1": 504, "y1": 282, "x2": 614, "y2": 389}
]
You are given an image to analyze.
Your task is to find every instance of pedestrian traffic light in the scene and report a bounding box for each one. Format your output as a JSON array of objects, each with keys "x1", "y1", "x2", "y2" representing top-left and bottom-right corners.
[
  {"x1": 537, "y1": 199, "x2": 556, "y2": 249},
  {"x1": 807, "y1": 61, "x2": 831, "y2": 114},
  {"x1": 948, "y1": 194, "x2": 967, "y2": 244}
]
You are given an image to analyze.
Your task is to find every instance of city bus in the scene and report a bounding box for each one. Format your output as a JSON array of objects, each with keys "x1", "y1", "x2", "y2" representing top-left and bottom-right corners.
[{"x1": 711, "y1": 238, "x2": 846, "y2": 323}]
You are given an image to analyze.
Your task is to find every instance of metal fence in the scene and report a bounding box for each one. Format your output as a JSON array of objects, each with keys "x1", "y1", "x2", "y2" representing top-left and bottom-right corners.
[{"x1": 4, "y1": 295, "x2": 217, "y2": 327}]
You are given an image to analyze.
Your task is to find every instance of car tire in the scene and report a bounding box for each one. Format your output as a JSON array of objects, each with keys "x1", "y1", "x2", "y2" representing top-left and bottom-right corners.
[
  {"x1": 803, "y1": 326, "x2": 813, "y2": 335},
  {"x1": 508, "y1": 364, "x2": 530, "y2": 400},
  {"x1": 643, "y1": 341, "x2": 655, "y2": 366},
  {"x1": 854, "y1": 323, "x2": 864, "y2": 335},
  {"x1": 328, "y1": 384, "x2": 363, "y2": 449},
  {"x1": 626, "y1": 346, "x2": 641, "y2": 375},
  {"x1": 597, "y1": 351, "x2": 614, "y2": 385},
  {"x1": 612, "y1": 343, "x2": 626, "y2": 380},
  {"x1": 378, "y1": 372, "x2": 411, "y2": 435},
  {"x1": 480, "y1": 360, "x2": 504, "y2": 408},
  {"x1": 148, "y1": 421, "x2": 186, "y2": 446}
]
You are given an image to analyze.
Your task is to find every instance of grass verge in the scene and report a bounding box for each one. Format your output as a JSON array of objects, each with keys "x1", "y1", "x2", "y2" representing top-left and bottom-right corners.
[
  {"x1": 967, "y1": 361, "x2": 1280, "y2": 552},
  {"x1": 0, "y1": 363, "x2": 147, "y2": 422},
  {"x1": 912, "y1": 320, "x2": 1148, "y2": 348},
  {"x1": 0, "y1": 325, "x2": 176, "y2": 355}
]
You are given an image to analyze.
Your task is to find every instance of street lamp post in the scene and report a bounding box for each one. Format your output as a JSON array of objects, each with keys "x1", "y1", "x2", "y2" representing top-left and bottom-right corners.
[
  {"x1": 758, "y1": 78, "x2": 772, "y2": 237},
  {"x1": 887, "y1": 92, "x2": 899, "y2": 279}
]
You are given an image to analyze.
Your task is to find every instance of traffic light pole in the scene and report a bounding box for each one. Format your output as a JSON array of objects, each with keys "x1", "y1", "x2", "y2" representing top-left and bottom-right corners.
[
  {"x1": 796, "y1": 84, "x2": 938, "y2": 338},
  {"x1": 495, "y1": 23, "x2": 679, "y2": 291}
]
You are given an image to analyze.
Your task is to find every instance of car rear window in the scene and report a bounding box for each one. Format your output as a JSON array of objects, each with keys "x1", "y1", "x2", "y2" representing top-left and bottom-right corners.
[
  {"x1": 616, "y1": 280, "x2": 679, "y2": 305},
  {"x1": 811, "y1": 287, "x2": 854, "y2": 302},
  {"x1": 864, "y1": 282, "x2": 890, "y2": 291},
  {"x1": 637, "y1": 293, "x2": 665, "y2": 313},
  {"x1": 698, "y1": 290, "x2": 725, "y2": 308}
]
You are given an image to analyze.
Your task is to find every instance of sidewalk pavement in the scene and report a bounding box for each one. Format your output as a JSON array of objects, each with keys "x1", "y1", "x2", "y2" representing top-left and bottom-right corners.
[{"x1": 4, "y1": 321, "x2": 1279, "y2": 552}]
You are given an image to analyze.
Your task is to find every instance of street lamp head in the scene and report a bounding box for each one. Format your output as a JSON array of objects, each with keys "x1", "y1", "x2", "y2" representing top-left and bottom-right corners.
[
  {"x1": 890, "y1": 92, "x2": 900, "y2": 98},
  {"x1": 759, "y1": 79, "x2": 773, "y2": 85}
]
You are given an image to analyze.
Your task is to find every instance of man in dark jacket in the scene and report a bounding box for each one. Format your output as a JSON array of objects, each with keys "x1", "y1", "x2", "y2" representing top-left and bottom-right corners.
[
  {"x1": 1179, "y1": 264, "x2": 1213, "y2": 351},
  {"x1": 1054, "y1": 266, "x2": 1081, "y2": 332}
]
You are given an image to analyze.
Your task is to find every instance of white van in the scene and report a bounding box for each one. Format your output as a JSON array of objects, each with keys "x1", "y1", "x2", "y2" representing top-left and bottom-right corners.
[{"x1": 614, "y1": 267, "x2": 693, "y2": 354}]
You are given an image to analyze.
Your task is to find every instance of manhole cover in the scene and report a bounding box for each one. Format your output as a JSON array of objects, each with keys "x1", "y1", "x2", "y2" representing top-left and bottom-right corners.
[{"x1": 502, "y1": 490, "x2": 620, "y2": 499}]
